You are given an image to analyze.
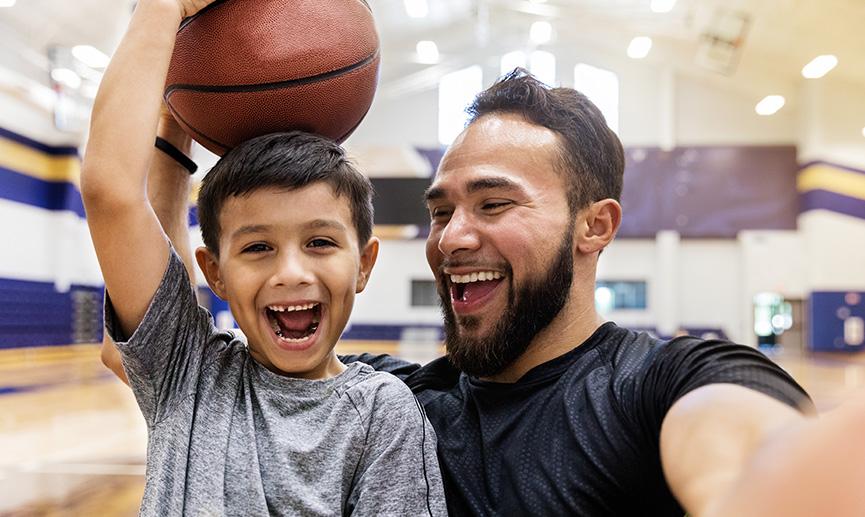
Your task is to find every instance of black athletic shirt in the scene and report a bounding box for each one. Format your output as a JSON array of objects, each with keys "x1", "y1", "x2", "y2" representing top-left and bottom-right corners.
[{"x1": 345, "y1": 322, "x2": 811, "y2": 516}]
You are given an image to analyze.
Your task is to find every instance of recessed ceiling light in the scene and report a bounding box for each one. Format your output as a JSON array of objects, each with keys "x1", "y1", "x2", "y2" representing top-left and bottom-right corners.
[
  {"x1": 50, "y1": 68, "x2": 81, "y2": 89},
  {"x1": 72, "y1": 45, "x2": 110, "y2": 69},
  {"x1": 416, "y1": 40, "x2": 439, "y2": 64},
  {"x1": 801, "y1": 55, "x2": 838, "y2": 79},
  {"x1": 530, "y1": 21, "x2": 553, "y2": 45},
  {"x1": 403, "y1": 0, "x2": 428, "y2": 18},
  {"x1": 755, "y1": 95, "x2": 785, "y2": 116},
  {"x1": 627, "y1": 37, "x2": 652, "y2": 59},
  {"x1": 0, "y1": 0, "x2": 16, "y2": 7},
  {"x1": 650, "y1": 0, "x2": 676, "y2": 13}
]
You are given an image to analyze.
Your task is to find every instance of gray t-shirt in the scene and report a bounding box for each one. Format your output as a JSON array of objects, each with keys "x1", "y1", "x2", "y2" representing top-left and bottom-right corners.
[{"x1": 107, "y1": 249, "x2": 446, "y2": 516}]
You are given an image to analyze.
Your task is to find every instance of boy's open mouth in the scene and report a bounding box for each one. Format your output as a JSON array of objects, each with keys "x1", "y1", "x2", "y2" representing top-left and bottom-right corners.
[{"x1": 266, "y1": 303, "x2": 321, "y2": 342}]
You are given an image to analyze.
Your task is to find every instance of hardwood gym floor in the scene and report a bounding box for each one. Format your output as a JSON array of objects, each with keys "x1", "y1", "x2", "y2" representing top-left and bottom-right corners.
[{"x1": 0, "y1": 340, "x2": 863, "y2": 515}]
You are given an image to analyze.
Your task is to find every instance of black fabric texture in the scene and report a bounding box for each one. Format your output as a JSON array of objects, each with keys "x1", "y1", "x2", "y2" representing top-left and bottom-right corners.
[{"x1": 347, "y1": 322, "x2": 811, "y2": 516}]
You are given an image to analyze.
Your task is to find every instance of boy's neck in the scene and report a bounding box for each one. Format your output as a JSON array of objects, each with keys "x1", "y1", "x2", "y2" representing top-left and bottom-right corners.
[{"x1": 250, "y1": 347, "x2": 347, "y2": 380}]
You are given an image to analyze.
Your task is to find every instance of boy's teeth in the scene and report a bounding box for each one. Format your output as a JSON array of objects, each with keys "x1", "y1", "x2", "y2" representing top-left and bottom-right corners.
[
  {"x1": 267, "y1": 302, "x2": 319, "y2": 312},
  {"x1": 449, "y1": 271, "x2": 503, "y2": 284},
  {"x1": 269, "y1": 315, "x2": 282, "y2": 336}
]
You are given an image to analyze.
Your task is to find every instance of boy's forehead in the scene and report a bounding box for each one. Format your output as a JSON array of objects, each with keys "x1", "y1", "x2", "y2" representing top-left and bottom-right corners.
[{"x1": 219, "y1": 184, "x2": 353, "y2": 236}]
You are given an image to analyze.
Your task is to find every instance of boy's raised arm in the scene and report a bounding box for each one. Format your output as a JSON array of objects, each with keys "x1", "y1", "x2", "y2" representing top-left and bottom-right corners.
[
  {"x1": 99, "y1": 106, "x2": 196, "y2": 385},
  {"x1": 81, "y1": 0, "x2": 208, "y2": 338}
]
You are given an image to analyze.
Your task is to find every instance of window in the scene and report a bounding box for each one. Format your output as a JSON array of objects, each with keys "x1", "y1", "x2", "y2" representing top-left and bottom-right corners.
[
  {"x1": 438, "y1": 65, "x2": 483, "y2": 145},
  {"x1": 595, "y1": 281, "x2": 647, "y2": 312},
  {"x1": 574, "y1": 63, "x2": 619, "y2": 133},
  {"x1": 500, "y1": 50, "x2": 556, "y2": 86},
  {"x1": 411, "y1": 279, "x2": 439, "y2": 307}
]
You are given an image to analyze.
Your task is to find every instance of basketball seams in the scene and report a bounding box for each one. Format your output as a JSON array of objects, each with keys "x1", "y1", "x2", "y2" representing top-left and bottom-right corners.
[
  {"x1": 165, "y1": 53, "x2": 379, "y2": 153},
  {"x1": 164, "y1": 50, "x2": 379, "y2": 95}
]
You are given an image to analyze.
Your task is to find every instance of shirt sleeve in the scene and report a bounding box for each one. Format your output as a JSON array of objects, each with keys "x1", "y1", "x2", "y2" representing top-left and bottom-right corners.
[
  {"x1": 104, "y1": 247, "x2": 216, "y2": 426},
  {"x1": 621, "y1": 337, "x2": 813, "y2": 436},
  {"x1": 345, "y1": 374, "x2": 448, "y2": 516},
  {"x1": 338, "y1": 353, "x2": 422, "y2": 380}
]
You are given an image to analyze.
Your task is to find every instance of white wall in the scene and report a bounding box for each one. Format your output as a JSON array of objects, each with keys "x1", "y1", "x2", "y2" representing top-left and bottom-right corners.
[{"x1": 350, "y1": 239, "x2": 441, "y2": 325}]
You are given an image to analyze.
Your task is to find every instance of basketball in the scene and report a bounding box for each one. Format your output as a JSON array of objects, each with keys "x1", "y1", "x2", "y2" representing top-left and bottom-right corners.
[{"x1": 164, "y1": 0, "x2": 380, "y2": 156}]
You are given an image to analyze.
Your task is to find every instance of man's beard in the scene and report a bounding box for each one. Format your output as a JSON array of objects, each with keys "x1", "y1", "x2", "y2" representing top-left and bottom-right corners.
[{"x1": 438, "y1": 229, "x2": 575, "y2": 378}]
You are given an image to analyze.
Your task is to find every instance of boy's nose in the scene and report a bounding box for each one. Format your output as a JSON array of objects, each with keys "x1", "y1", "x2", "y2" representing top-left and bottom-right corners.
[{"x1": 269, "y1": 252, "x2": 315, "y2": 288}]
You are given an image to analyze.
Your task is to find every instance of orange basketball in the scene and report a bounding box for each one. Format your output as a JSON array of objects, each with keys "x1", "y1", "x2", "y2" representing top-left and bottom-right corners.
[{"x1": 165, "y1": 0, "x2": 380, "y2": 156}]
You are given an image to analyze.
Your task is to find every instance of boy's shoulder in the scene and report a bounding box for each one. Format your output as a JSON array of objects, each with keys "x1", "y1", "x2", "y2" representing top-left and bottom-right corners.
[{"x1": 340, "y1": 362, "x2": 418, "y2": 419}]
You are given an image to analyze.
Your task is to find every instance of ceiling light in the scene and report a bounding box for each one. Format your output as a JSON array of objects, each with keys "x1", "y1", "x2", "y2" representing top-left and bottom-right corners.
[
  {"x1": 72, "y1": 45, "x2": 110, "y2": 69},
  {"x1": 755, "y1": 95, "x2": 785, "y2": 116},
  {"x1": 861, "y1": 127, "x2": 865, "y2": 138},
  {"x1": 528, "y1": 0, "x2": 548, "y2": 3},
  {"x1": 801, "y1": 55, "x2": 838, "y2": 79},
  {"x1": 416, "y1": 40, "x2": 439, "y2": 64},
  {"x1": 650, "y1": 0, "x2": 676, "y2": 13},
  {"x1": 50, "y1": 68, "x2": 81, "y2": 89},
  {"x1": 0, "y1": 0, "x2": 16, "y2": 7},
  {"x1": 530, "y1": 21, "x2": 553, "y2": 45},
  {"x1": 403, "y1": 0, "x2": 428, "y2": 18},
  {"x1": 627, "y1": 37, "x2": 652, "y2": 59}
]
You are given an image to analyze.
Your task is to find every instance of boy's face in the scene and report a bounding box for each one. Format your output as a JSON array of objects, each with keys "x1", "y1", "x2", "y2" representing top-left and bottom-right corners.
[{"x1": 196, "y1": 183, "x2": 378, "y2": 379}]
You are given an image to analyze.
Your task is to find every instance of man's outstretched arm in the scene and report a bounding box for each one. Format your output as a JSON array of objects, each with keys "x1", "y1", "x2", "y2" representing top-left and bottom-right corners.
[{"x1": 661, "y1": 383, "x2": 865, "y2": 516}]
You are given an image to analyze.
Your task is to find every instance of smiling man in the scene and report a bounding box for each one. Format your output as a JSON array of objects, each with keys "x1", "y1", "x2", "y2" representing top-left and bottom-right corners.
[{"x1": 353, "y1": 69, "x2": 842, "y2": 517}]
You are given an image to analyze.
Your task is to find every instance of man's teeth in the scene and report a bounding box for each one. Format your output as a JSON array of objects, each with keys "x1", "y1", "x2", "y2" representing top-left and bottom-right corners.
[
  {"x1": 267, "y1": 302, "x2": 318, "y2": 312},
  {"x1": 449, "y1": 271, "x2": 503, "y2": 283}
]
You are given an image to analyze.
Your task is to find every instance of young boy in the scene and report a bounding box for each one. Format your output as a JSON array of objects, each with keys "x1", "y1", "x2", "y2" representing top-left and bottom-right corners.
[{"x1": 81, "y1": 0, "x2": 446, "y2": 515}]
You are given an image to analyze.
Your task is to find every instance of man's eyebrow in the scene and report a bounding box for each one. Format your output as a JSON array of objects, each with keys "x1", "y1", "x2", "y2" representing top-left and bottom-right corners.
[
  {"x1": 424, "y1": 177, "x2": 525, "y2": 203},
  {"x1": 424, "y1": 185, "x2": 445, "y2": 203},
  {"x1": 465, "y1": 177, "x2": 524, "y2": 195}
]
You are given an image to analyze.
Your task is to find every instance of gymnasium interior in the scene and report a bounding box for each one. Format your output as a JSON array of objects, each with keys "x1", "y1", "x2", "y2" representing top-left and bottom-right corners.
[{"x1": 1, "y1": 0, "x2": 865, "y2": 513}]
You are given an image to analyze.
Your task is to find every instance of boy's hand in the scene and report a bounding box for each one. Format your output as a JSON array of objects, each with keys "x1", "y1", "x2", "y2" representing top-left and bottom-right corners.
[{"x1": 175, "y1": 0, "x2": 218, "y2": 18}]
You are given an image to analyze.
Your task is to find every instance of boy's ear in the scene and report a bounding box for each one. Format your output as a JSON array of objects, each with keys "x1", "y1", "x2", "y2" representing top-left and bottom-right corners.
[
  {"x1": 195, "y1": 246, "x2": 227, "y2": 300},
  {"x1": 576, "y1": 199, "x2": 622, "y2": 255},
  {"x1": 356, "y1": 236, "x2": 379, "y2": 293}
]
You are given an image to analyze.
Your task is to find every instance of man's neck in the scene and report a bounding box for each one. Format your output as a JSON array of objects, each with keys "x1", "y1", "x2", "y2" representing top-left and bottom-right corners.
[{"x1": 481, "y1": 301, "x2": 606, "y2": 384}]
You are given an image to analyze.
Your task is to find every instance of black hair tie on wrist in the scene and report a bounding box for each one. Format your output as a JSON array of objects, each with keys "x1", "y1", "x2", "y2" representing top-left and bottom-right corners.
[{"x1": 155, "y1": 136, "x2": 198, "y2": 175}]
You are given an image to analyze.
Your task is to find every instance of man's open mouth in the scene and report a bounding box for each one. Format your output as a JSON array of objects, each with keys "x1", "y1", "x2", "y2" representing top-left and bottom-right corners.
[
  {"x1": 265, "y1": 303, "x2": 321, "y2": 342},
  {"x1": 449, "y1": 271, "x2": 504, "y2": 303}
]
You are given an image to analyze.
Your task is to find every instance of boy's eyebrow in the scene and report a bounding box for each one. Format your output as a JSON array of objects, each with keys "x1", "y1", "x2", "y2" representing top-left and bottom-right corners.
[
  {"x1": 304, "y1": 219, "x2": 348, "y2": 232},
  {"x1": 231, "y1": 224, "x2": 272, "y2": 240},
  {"x1": 424, "y1": 177, "x2": 525, "y2": 203},
  {"x1": 230, "y1": 220, "x2": 348, "y2": 239}
]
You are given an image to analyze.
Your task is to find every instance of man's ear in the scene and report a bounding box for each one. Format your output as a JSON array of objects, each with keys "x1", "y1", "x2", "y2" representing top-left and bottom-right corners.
[
  {"x1": 195, "y1": 246, "x2": 227, "y2": 300},
  {"x1": 576, "y1": 199, "x2": 622, "y2": 255},
  {"x1": 356, "y1": 236, "x2": 380, "y2": 293}
]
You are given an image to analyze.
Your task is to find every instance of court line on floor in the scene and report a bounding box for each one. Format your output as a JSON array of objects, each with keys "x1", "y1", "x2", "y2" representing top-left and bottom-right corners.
[{"x1": 13, "y1": 462, "x2": 145, "y2": 476}]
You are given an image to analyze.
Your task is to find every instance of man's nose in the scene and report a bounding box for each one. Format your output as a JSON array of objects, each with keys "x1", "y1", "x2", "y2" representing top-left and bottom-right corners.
[{"x1": 437, "y1": 209, "x2": 481, "y2": 257}]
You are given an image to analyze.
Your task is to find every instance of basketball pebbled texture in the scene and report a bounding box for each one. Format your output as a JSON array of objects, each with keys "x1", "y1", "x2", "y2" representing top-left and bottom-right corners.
[{"x1": 165, "y1": 0, "x2": 380, "y2": 156}]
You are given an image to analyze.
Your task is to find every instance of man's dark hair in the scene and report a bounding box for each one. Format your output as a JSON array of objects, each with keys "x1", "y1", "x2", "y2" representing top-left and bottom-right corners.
[
  {"x1": 467, "y1": 68, "x2": 624, "y2": 212},
  {"x1": 197, "y1": 131, "x2": 374, "y2": 254}
]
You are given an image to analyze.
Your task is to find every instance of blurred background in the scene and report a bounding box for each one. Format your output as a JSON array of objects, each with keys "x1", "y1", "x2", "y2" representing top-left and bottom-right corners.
[{"x1": 1, "y1": 0, "x2": 865, "y2": 514}]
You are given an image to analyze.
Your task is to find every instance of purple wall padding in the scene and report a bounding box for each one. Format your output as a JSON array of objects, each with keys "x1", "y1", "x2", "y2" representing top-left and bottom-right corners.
[{"x1": 418, "y1": 145, "x2": 800, "y2": 239}]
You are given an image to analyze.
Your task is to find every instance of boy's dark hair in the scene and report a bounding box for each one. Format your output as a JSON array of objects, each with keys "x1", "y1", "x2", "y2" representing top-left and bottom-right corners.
[
  {"x1": 467, "y1": 68, "x2": 624, "y2": 213},
  {"x1": 197, "y1": 131, "x2": 374, "y2": 254}
]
